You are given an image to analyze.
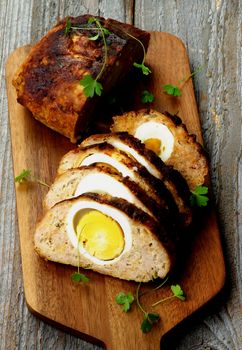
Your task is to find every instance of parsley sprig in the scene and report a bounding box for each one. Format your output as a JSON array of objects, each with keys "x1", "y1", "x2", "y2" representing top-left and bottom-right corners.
[
  {"x1": 163, "y1": 84, "x2": 182, "y2": 97},
  {"x1": 151, "y1": 284, "x2": 186, "y2": 307},
  {"x1": 141, "y1": 90, "x2": 155, "y2": 103},
  {"x1": 71, "y1": 225, "x2": 90, "y2": 283},
  {"x1": 116, "y1": 292, "x2": 134, "y2": 312},
  {"x1": 126, "y1": 31, "x2": 151, "y2": 75},
  {"x1": 65, "y1": 16, "x2": 151, "y2": 98},
  {"x1": 65, "y1": 17, "x2": 109, "y2": 97},
  {"x1": 15, "y1": 169, "x2": 49, "y2": 187},
  {"x1": 190, "y1": 185, "x2": 209, "y2": 207},
  {"x1": 163, "y1": 65, "x2": 204, "y2": 97},
  {"x1": 136, "y1": 283, "x2": 161, "y2": 333},
  {"x1": 79, "y1": 17, "x2": 108, "y2": 97}
]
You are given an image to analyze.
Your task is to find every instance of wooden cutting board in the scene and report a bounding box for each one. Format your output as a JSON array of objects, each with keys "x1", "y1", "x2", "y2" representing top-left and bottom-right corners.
[{"x1": 6, "y1": 32, "x2": 225, "y2": 349}]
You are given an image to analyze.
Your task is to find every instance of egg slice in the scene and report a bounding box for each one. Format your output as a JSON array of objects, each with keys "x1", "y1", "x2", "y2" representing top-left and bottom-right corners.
[
  {"x1": 134, "y1": 121, "x2": 174, "y2": 161},
  {"x1": 44, "y1": 165, "x2": 157, "y2": 218},
  {"x1": 76, "y1": 210, "x2": 124, "y2": 260},
  {"x1": 79, "y1": 134, "x2": 162, "y2": 178},
  {"x1": 66, "y1": 199, "x2": 132, "y2": 265},
  {"x1": 80, "y1": 153, "x2": 133, "y2": 178},
  {"x1": 35, "y1": 193, "x2": 173, "y2": 281}
]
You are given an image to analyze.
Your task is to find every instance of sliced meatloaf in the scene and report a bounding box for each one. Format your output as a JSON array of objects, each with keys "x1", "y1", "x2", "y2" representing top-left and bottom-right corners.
[
  {"x1": 112, "y1": 109, "x2": 209, "y2": 190},
  {"x1": 35, "y1": 193, "x2": 174, "y2": 282},
  {"x1": 57, "y1": 142, "x2": 178, "y2": 216},
  {"x1": 80, "y1": 132, "x2": 192, "y2": 227},
  {"x1": 44, "y1": 164, "x2": 168, "y2": 222}
]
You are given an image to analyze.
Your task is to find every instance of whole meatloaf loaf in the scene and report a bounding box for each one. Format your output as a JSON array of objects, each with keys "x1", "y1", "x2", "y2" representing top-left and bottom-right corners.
[{"x1": 13, "y1": 15, "x2": 150, "y2": 142}]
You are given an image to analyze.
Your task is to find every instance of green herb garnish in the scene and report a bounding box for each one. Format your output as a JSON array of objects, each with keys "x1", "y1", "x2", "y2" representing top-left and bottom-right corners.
[
  {"x1": 133, "y1": 63, "x2": 151, "y2": 75},
  {"x1": 163, "y1": 84, "x2": 182, "y2": 97},
  {"x1": 71, "y1": 225, "x2": 90, "y2": 283},
  {"x1": 136, "y1": 283, "x2": 161, "y2": 333},
  {"x1": 15, "y1": 169, "x2": 49, "y2": 187},
  {"x1": 171, "y1": 284, "x2": 186, "y2": 301},
  {"x1": 79, "y1": 17, "x2": 108, "y2": 97},
  {"x1": 65, "y1": 17, "x2": 72, "y2": 34},
  {"x1": 151, "y1": 284, "x2": 186, "y2": 307},
  {"x1": 141, "y1": 313, "x2": 160, "y2": 333},
  {"x1": 190, "y1": 185, "x2": 209, "y2": 207},
  {"x1": 15, "y1": 169, "x2": 32, "y2": 183},
  {"x1": 80, "y1": 74, "x2": 103, "y2": 97},
  {"x1": 115, "y1": 292, "x2": 134, "y2": 312},
  {"x1": 118, "y1": 30, "x2": 151, "y2": 76},
  {"x1": 71, "y1": 272, "x2": 89, "y2": 283},
  {"x1": 141, "y1": 90, "x2": 155, "y2": 103},
  {"x1": 163, "y1": 65, "x2": 205, "y2": 97}
]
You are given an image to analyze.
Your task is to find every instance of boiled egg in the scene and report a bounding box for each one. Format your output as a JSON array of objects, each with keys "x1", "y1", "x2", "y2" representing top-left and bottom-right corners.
[
  {"x1": 66, "y1": 200, "x2": 132, "y2": 265},
  {"x1": 134, "y1": 121, "x2": 174, "y2": 161}
]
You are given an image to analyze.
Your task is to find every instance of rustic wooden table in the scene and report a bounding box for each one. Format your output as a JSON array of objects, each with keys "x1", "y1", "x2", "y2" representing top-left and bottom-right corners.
[{"x1": 0, "y1": 1, "x2": 241, "y2": 349}]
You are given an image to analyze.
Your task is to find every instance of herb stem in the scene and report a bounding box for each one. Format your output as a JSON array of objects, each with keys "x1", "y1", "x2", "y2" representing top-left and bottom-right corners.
[
  {"x1": 179, "y1": 65, "x2": 205, "y2": 87},
  {"x1": 32, "y1": 177, "x2": 50, "y2": 188},
  {"x1": 123, "y1": 31, "x2": 146, "y2": 65},
  {"x1": 136, "y1": 282, "x2": 147, "y2": 315},
  {"x1": 70, "y1": 26, "x2": 100, "y2": 31},
  {"x1": 139, "y1": 276, "x2": 169, "y2": 297},
  {"x1": 151, "y1": 295, "x2": 174, "y2": 307},
  {"x1": 94, "y1": 19, "x2": 108, "y2": 81}
]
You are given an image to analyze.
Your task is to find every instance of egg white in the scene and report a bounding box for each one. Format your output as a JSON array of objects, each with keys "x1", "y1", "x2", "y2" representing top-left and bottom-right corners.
[
  {"x1": 110, "y1": 139, "x2": 160, "y2": 178},
  {"x1": 134, "y1": 121, "x2": 174, "y2": 162},
  {"x1": 66, "y1": 200, "x2": 132, "y2": 265},
  {"x1": 75, "y1": 173, "x2": 134, "y2": 203},
  {"x1": 81, "y1": 153, "x2": 133, "y2": 178}
]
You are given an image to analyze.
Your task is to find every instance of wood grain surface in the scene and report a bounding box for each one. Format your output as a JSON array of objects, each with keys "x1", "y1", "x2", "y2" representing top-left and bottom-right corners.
[
  {"x1": 0, "y1": 1, "x2": 241, "y2": 349},
  {"x1": 5, "y1": 32, "x2": 226, "y2": 349}
]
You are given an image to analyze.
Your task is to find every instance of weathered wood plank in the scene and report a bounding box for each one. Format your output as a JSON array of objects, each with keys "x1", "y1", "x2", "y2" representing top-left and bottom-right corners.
[
  {"x1": 135, "y1": 0, "x2": 242, "y2": 349},
  {"x1": 0, "y1": 0, "x2": 241, "y2": 349}
]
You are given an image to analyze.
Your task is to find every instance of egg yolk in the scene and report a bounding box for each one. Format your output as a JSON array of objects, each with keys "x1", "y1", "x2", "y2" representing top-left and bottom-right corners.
[
  {"x1": 144, "y1": 138, "x2": 162, "y2": 156},
  {"x1": 76, "y1": 210, "x2": 124, "y2": 260}
]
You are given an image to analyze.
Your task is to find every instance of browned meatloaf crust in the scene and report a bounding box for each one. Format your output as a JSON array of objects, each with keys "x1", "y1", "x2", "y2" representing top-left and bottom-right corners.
[{"x1": 13, "y1": 15, "x2": 150, "y2": 142}]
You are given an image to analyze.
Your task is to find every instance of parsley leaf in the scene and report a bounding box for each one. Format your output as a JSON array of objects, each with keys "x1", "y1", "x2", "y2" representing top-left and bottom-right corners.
[
  {"x1": 89, "y1": 33, "x2": 99, "y2": 41},
  {"x1": 71, "y1": 272, "x2": 89, "y2": 283},
  {"x1": 88, "y1": 17, "x2": 96, "y2": 24},
  {"x1": 14, "y1": 169, "x2": 49, "y2": 187},
  {"x1": 171, "y1": 284, "x2": 186, "y2": 301},
  {"x1": 15, "y1": 169, "x2": 32, "y2": 183},
  {"x1": 65, "y1": 18, "x2": 72, "y2": 34},
  {"x1": 115, "y1": 292, "x2": 134, "y2": 312},
  {"x1": 163, "y1": 84, "x2": 182, "y2": 97},
  {"x1": 133, "y1": 62, "x2": 151, "y2": 75},
  {"x1": 141, "y1": 313, "x2": 160, "y2": 333},
  {"x1": 141, "y1": 90, "x2": 154, "y2": 103},
  {"x1": 80, "y1": 74, "x2": 103, "y2": 97},
  {"x1": 102, "y1": 27, "x2": 111, "y2": 36},
  {"x1": 190, "y1": 185, "x2": 209, "y2": 207}
]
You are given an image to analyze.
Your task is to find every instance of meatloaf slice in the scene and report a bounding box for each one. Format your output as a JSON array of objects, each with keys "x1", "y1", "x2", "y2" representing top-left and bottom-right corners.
[
  {"x1": 112, "y1": 109, "x2": 209, "y2": 190},
  {"x1": 13, "y1": 15, "x2": 150, "y2": 142},
  {"x1": 57, "y1": 142, "x2": 179, "y2": 223},
  {"x1": 81, "y1": 132, "x2": 192, "y2": 227},
  {"x1": 44, "y1": 163, "x2": 168, "y2": 222},
  {"x1": 35, "y1": 193, "x2": 174, "y2": 282}
]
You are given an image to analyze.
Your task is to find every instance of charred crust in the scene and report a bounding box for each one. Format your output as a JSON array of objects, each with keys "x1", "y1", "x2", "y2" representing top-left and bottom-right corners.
[
  {"x1": 163, "y1": 111, "x2": 209, "y2": 161},
  {"x1": 13, "y1": 15, "x2": 150, "y2": 141}
]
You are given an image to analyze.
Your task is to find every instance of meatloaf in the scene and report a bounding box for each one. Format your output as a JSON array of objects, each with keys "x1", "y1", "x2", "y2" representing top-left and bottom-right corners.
[{"x1": 13, "y1": 15, "x2": 150, "y2": 142}]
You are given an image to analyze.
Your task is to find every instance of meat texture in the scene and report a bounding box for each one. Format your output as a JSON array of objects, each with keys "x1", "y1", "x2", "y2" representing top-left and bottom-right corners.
[
  {"x1": 112, "y1": 109, "x2": 209, "y2": 191},
  {"x1": 35, "y1": 193, "x2": 174, "y2": 282},
  {"x1": 13, "y1": 15, "x2": 150, "y2": 142}
]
